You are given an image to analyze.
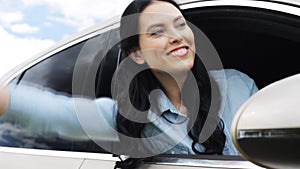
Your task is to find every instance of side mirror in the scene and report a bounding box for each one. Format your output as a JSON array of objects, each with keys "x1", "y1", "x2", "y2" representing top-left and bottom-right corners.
[{"x1": 231, "y1": 74, "x2": 300, "y2": 169}]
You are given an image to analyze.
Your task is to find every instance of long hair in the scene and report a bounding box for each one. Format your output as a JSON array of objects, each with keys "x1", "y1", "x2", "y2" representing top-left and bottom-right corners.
[{"x1": 115, "y1": 0, "x2": 225, "y2": 155}]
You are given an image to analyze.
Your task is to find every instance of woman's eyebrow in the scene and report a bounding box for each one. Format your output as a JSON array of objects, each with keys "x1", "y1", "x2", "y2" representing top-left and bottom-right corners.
[{"x1": 174, "y1": 15, "x2": 184, "y2": 23}]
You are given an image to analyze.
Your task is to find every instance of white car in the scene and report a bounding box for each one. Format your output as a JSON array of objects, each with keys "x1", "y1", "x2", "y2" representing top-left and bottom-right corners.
[{"x1": 1, "y1": 0, "x2": 300, "y2": 168}]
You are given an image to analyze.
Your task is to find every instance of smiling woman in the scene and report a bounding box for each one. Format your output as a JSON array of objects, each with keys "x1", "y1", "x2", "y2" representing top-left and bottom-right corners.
[
  {"x1": 137, "y1": 2, "x2": 195, "y2": 75},
  {"x1": 114, "y1": 0, "x2": 229, "y2": 156},
  {"x1": 112, "y1": 0, "x2": 259, "y2": 157}
]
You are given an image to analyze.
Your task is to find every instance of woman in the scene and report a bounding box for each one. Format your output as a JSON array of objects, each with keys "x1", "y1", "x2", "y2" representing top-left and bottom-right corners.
[
  {"x1": 112, "y1": 0, "x2": 258, "y2": 156},
  {"x1": 0, "y1": 0, "x2": 258, "y2": 158},
  {"x1": 114, "y1": 0, "x2": 226, "y2": 156}
]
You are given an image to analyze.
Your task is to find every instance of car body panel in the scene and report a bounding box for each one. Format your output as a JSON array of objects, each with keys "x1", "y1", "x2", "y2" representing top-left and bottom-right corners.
[{"x1": 0, "y1": 151, "x2": 83, "y2": 169}]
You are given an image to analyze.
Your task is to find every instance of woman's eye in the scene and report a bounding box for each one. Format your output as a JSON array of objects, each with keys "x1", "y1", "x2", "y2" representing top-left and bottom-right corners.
[
  {"x1": 150, "y1": 30, "x2": 164, "y2": 36},
  {"x1": 176, "y1": 22, "x2": 186, "y2": 28}
]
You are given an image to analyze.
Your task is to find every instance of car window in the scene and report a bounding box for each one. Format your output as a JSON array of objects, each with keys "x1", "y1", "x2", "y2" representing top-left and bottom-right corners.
[
  {"x1": 0, "y1": 28, "x2": 120, "y2": 153},
  {"x1": 16, "y1": 29, "x2": 119, "y2": 97},
  {"x1": 185, "y1": 6, "x2": 300, "y2": 89}
]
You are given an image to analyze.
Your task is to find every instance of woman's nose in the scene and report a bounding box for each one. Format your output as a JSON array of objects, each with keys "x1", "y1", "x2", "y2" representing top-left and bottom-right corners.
[{"x1": 168, "y1": 31, "x2": 183, "y2": 44}]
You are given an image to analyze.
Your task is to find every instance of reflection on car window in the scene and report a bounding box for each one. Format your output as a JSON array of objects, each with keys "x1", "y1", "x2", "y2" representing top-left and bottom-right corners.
[{"x1": 0, "y1": 29, "x2": 120, "y2": 153}]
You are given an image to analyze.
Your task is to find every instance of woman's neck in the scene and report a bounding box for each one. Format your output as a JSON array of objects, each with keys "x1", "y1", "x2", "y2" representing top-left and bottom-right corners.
[{"x1": 153, "y1": 71, "x2": 188, "y2": 115}]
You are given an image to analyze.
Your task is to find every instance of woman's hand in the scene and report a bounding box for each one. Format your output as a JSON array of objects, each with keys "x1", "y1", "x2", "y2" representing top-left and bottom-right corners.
[{"x1": 0, "y1": 83, "x2": 9, "y2": 116}]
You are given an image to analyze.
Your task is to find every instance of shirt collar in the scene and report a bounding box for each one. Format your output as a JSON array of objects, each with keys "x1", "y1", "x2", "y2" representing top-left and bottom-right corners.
[{"x1": 148, "y1": 90, "x2": 188, "y2": 124}]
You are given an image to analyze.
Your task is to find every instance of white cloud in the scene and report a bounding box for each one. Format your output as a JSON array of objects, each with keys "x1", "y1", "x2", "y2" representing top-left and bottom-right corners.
[
  {"x1": 10, "y1": 23, "x2": 39, "y2": 34},
  {"x1": 0, "y1": 11, "x2": 23, "y2": 26},
  {"x1": 0, "y1": 11, "x2": 38, "y2": 34},
  {"x1": 22, "y1": 0, "x2": 132, "y2": 30},
  {"x1": 0, "y1": 26, "x2": 54, "y2": 78},
  {"x1": 47, "y1": 15, "x2": 96, "y2": 32}
]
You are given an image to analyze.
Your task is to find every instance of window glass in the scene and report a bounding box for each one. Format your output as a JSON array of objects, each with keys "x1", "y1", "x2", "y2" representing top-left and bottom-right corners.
[
  {"x1": 0, "y1": 28, "x2": 120, "y2": 153},
  {"x1": 17, "y1": 41, "x2": 85, "y2": 95},
  {"x1": 17, "y1": 29, "x2": 119, "y2": 96}
]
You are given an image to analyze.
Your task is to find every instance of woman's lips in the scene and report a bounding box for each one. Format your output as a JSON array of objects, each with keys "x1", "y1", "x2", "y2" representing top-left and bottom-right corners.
[{"x1": 167, "y1": 46, "x2": 189, "y2": 58}]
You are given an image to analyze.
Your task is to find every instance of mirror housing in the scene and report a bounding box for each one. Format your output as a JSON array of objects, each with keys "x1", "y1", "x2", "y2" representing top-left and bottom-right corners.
[{"x1": 231, "y1": 74, "x2": 300, "y2": 169}]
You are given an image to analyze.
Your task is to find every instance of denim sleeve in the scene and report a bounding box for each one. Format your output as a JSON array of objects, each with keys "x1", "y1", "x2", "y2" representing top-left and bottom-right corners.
[
  {"x1": 211, "y1": 69, "x2": 258, "y2": 130},
  {"x1": 3, "y1": 83, "x2": 119, "y2": 141},
  {"x1": 210, "y1": 69, "x2": 258, "y2": 155},
  {"x1": 223, "y1": 69, "x2": 258, "y2": 128}
]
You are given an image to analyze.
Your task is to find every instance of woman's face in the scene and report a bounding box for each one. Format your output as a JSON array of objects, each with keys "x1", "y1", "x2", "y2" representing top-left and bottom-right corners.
[{"x1": 134, "y1": 1, "x2": 195, "y2": 75}]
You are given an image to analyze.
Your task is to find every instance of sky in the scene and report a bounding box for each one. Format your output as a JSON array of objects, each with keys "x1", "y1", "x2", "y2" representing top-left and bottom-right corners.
[{"x1": 0, "y1": 0, "x2": 132, "y2": 78}]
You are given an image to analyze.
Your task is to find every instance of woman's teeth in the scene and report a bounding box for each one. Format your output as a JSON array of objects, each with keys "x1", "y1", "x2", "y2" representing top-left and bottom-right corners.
[{"x1": 170, "y1": 48, "x2": 187, "y2": 57}]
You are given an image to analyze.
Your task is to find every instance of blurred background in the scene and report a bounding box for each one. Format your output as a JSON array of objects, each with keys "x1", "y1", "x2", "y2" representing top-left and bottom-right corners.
[{"x1": 0, "y1": 0, "x2": 132, "y2": 78}]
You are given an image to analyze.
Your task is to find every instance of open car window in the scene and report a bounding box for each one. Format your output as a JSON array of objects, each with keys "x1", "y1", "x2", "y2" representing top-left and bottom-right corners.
[{"x1": 184, "y1": 5, "x2": 300, "y2": 89}]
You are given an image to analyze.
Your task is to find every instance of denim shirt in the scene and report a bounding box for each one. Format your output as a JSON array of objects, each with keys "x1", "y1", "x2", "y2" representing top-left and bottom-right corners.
[
  {"x1": 5, "y1": 69, "x2": 258, "y2": 155},
  {"x1": 141, "y1": 69, "x2": 258, "y2": 155}
]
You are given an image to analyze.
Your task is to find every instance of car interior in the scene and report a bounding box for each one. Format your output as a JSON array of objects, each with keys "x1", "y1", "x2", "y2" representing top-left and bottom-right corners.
[{"x1": 185, "y1": 6, "x2": 300, "y2": 89}]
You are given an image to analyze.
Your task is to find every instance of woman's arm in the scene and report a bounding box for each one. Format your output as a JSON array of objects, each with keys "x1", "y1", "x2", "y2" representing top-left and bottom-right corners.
[{"x1": 1, "y1": 83, "x2": 119, "y2": 142}]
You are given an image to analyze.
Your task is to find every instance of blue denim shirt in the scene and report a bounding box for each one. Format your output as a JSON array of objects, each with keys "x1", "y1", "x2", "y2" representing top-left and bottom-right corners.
[
  {"x1": 141, "y1": 69, "x2": 258, "y2": 155},
  {"x1": 5, "y1": 69, "x2": 258, "y2": 155}
]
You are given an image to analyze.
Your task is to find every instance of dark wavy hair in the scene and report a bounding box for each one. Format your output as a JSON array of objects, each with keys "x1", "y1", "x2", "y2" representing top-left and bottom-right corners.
[{"x1": 114, "y1": 0, "x2": 225, "y2": 155}]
